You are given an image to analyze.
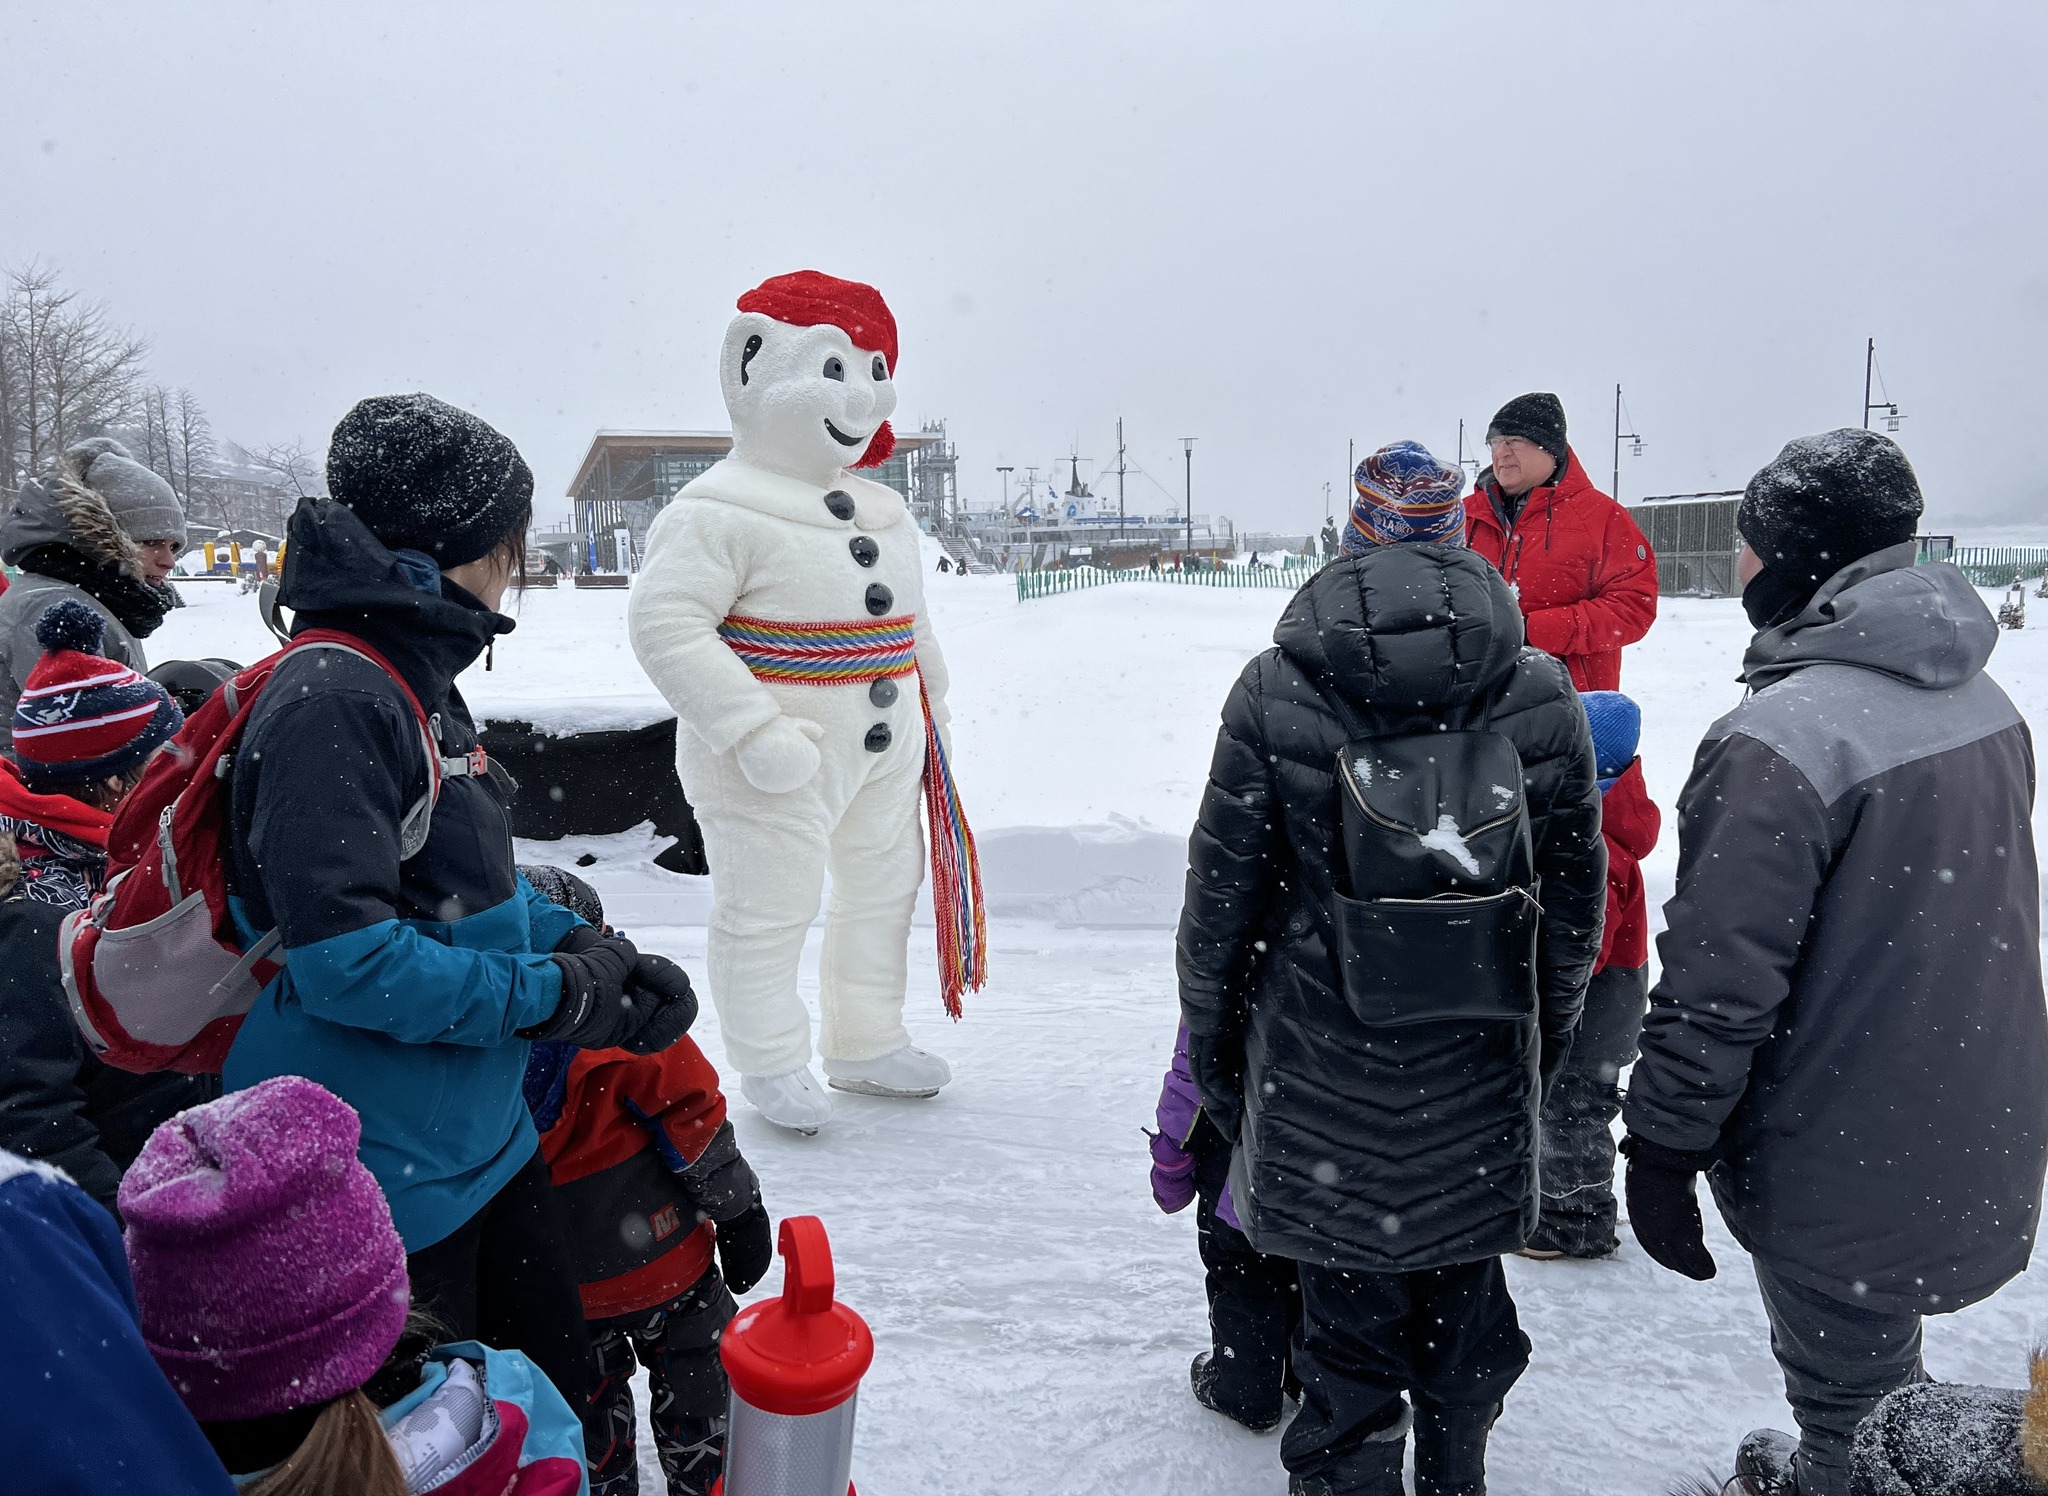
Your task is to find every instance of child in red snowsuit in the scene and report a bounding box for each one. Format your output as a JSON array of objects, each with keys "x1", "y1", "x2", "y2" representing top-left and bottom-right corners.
[
  {"x1": 1523, "y1": 691, "x2": 1662, "y2": 1260},
  {"x1": 520, "y1": 867, "x2": 773, "y2": 1496}
]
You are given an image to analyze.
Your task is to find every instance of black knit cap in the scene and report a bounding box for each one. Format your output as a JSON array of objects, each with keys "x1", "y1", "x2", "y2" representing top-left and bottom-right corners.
[
  {"x1": 325, "y1": 394, "x2": 534, "y2": 568},
  {"x1": 1485, "y1": 392, "x2": 1569, "y2": 468},
  {"x1": 1737, "y1": 429, "x2": 1923, "y2": 585}
]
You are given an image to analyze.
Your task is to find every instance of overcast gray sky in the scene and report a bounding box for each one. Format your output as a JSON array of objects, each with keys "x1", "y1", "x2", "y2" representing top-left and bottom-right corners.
[{"x1": 5, "y1": 1, "x2": 2043, "y2": 531}]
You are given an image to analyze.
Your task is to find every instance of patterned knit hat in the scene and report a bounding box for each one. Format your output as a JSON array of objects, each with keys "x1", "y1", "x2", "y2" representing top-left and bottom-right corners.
[
  {"x1": 1342, "y1": 442, "x2": 1467, "y2": 554},
  {"x1": 11, "y1": 600, "x2": 183, "y2": 790},
  {"x1": 1581, "y1": 690, "x2": 1642, "y2": 781},
  {"x1": 120, "y1": 1076, "x2": 411, "y2": 1422}
]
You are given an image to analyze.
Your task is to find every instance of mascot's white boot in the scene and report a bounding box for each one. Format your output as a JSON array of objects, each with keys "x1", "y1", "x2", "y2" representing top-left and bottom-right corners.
[
  {"x1": 631, "y1": 271, "x2": 983, "y2": 1133},
  {"x1": 741, "y1": 1068, "x2": 835, "y2": 1135}
]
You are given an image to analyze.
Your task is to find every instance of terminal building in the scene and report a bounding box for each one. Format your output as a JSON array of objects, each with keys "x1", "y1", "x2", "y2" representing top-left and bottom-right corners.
[{"x1": 543, "y1": 423, "x2": 957, "y2": 573}]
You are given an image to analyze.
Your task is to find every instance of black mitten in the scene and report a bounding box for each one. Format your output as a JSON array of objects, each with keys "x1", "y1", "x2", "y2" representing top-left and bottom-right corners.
[
  {"x1": 618, "y1": 952, "x2": 698, "y2": 1055},
  {"x1": 716, "y1": 1201, "x2": 774, "y2": 1294},
  {"x1": 521, "y1": 938, "x2": 636, "y2": 1048},
  {"x1": 1620, "y1": 1134, "x2": 1720, "y2": 1281}
]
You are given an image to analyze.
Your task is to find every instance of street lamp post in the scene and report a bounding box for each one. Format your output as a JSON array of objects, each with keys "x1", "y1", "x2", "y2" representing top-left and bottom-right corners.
[
  {"x1": 1182, "y1": 438, "x2": 1196, "y2": 561},
  {"x1": 1863, "y1": 339, "x2": 1904, "y2": 431},
  {"x1": 1611, "y1": 384, "x2": 1643, "y2": 502}
]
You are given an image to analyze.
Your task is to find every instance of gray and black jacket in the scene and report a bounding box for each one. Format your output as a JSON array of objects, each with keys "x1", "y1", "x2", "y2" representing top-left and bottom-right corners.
[{"x1": 1625, "y1": 542, "x2": 2047, "y2": 1314}]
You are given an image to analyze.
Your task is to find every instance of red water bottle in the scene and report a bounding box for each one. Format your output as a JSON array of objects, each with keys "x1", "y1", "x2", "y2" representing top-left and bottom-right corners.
[{"x1": 715, "y1": 1216, "x2": 873, "y2": 1496}]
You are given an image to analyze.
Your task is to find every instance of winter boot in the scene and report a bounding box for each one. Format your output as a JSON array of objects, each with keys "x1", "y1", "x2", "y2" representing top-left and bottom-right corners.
[
  {"x1": 740, "y1": 1067, "x2": 834, "y2": 1133},
  {"x1": 1412, "y1": 1398, "x2": 1499, "y2": 1496},
  {"x1": 823, "y1": 1045, "x2": 951, "y2": 1098},
  {"x1": 1190, "y1": 1351, "x2": 1283, "y2": 1433},
  {"x1": 1286, "y1": 1439, "x2": 1407, "y2": 1495},
  {"x1": 1727, "y1": 1428, "x2": 1800, "y2": 1495}
]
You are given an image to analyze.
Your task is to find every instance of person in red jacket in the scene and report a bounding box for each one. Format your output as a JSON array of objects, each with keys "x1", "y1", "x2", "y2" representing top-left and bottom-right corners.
[
  {"x1": 1521, "y1": 690, "x2": 1660, "y2": 1260},
  {"x1": 520, "y1": 866, "x2": 773, "y2": 1496},
  {"x1": 1465, "y1": 392, "x2": 1658, "y2": 691}
]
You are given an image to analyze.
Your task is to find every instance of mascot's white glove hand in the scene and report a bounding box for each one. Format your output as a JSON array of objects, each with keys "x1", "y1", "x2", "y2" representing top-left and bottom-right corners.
[{"x1": 736, "y1": 714, "x2": 824, "y2": 794}]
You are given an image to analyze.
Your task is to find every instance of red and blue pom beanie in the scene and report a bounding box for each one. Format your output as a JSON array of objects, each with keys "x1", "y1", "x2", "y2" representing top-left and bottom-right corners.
[
  {"x1": 1342, "y1": 441, "x2": 1467, "y2": 553},
  {"x1": 11, "y1": 599, "x2": 183, "y2": 789}
]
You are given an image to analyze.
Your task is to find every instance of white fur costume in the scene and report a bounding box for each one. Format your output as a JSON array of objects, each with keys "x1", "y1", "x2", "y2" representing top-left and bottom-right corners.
[{"x1": 629, "y1": 293, "x2": 951, "y2": 1085}]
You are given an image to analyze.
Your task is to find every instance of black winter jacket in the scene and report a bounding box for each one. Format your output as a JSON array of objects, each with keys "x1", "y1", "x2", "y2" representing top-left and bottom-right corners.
[
  {"x1": 1177, "y1": 546, "x2": 1604, "y2": 1272},
  {"x1": 0, "y1": 882, "x2": 213, "y2": 1214}
]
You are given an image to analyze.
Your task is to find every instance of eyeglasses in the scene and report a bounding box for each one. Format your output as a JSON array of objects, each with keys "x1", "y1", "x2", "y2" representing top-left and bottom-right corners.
[{"x1": 1485, "y1": 435, "x2": 1538, "y2": 454}]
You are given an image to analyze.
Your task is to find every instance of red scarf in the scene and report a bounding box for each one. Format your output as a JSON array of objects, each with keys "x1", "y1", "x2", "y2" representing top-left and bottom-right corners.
[{"x1": 0, "y1": 756, "x2": 113, "y2": 848}]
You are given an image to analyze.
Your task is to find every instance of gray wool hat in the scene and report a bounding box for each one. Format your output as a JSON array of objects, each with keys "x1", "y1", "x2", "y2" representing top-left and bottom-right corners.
[{"x1": 62, "y1": 437, "x2": 188, "y2": 548}]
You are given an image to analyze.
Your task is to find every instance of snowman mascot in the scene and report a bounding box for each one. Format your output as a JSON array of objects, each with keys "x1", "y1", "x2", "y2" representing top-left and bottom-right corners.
[{"x1": 630, "y1": 271, "x2": 984, "y2": 1133}]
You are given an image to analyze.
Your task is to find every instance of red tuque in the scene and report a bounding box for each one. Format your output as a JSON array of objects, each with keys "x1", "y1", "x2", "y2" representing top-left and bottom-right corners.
[{"x1": 737, "y1": 270, "x2": 899, "y2": 469}]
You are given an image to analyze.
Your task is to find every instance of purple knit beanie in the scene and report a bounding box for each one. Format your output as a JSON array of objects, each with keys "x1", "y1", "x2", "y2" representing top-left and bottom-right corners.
[{"x1": 119, "y1": 1076, "x2": 410, "y2": 1422}]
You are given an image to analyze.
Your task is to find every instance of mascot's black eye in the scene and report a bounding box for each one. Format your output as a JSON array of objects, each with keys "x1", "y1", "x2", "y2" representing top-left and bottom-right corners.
[
  {"x1": 823, "y1": 356, "x2": 845, "y2": 382},
  {"x1": 740, "y1": 334, "x2": 762, "y2": 386},
  {"x1": 871, "y1": 355, "x2": 887, "y2": 381}
]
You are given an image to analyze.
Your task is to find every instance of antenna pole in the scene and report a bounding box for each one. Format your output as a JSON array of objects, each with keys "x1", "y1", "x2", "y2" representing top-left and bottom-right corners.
[
  {"x1": 1182, "y1": 438, "x2": 1196, "y2": 560},
  {"x1": 1117, "y1": 417, "x2": 1127, "y2": 545},
  {"x1": 1613, "y1": 383, "x2": 1622, "y2": 499},
  {"x1": 1864, "y1": 338, "x2": 1875, "y2": 430}
]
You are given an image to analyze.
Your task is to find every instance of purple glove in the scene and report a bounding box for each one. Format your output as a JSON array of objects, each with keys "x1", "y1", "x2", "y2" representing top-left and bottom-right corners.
[
  {"x1": 1149, "y1": 1022, "x2": 1205, "y2": 1213},
  {"x1": 1150, "y1": 1129, "x2": 1197, "y2": 1213}
]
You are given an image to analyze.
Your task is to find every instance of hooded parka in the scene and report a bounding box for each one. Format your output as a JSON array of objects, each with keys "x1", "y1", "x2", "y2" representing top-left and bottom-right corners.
[
  {"x1": 1625, "y1": 544, "x2": 2048, "y2": 1314},
  {"x1": 221, "y1": 499, "x2": 584, "y2": 1251},
  {"x1": 1177, "y1": 545, "x2": 1605, "y2": 1273},
  {"x1": 0, "y1": 465, "x2": 173, "y2": 720},
  {"x1": 1464, "y1": 450, "x2": 1657, "y2": 692}
]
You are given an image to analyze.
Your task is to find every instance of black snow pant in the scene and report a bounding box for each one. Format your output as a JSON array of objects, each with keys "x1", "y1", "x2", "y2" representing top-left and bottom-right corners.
[
  {"x1": 1532, "y1": 964, "x2": 1648, "y2": 1257},
  {"x1": 405, "y1": 1148, "x2": 598, "y2": 1449},
  {"x1": 1192, "y1": 1116, "x2": 1300, "y2": 1425},
  {"x1": 1754, "y1": 1259, "x2": 1928, "y2": 1496},
  {"x1": 1283, "y1": 1257, "x2": 1528, "y2": 1493},
  {"x1": 587, "y1": 1267, "x2": 739, "y2": 1496}
]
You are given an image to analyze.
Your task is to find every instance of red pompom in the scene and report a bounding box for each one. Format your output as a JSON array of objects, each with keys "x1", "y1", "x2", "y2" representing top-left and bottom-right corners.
[
  {"x1": 737, "y1": 270, "x2": 899, "y2": 376},
  {"x1": 853, "y1": 421, "x2": 896, "y2": 470}
]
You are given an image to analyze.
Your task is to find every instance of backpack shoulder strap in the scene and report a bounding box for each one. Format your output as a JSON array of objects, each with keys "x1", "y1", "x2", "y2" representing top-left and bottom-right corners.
[{"x1": 281, "y1": 629, "x2": 483, "y2": 860}]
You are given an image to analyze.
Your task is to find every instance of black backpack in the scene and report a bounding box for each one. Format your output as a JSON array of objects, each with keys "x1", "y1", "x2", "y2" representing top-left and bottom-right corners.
[{"x1": 1330, "y1": 728, "x2": 1541, "y2": 1026}]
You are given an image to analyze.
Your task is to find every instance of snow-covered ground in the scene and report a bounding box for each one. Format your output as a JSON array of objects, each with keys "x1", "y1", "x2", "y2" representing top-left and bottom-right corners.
[{"x1": 148, "y1": 568, "x2": 2048, "y2": 1494}]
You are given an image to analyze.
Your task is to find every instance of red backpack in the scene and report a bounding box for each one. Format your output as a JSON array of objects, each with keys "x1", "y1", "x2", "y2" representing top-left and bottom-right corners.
[{"x1": 61, "y1": 629, "x2": 484, "y2": 1074}]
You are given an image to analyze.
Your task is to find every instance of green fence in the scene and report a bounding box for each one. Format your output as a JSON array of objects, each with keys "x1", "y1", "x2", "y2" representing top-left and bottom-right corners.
[
  {"x1": 1949, "y1": 547, "x2": 2048, "y2": 589},
  {"x1": 1015, "y1": 557, "x2": 1320, "y2": 602}
]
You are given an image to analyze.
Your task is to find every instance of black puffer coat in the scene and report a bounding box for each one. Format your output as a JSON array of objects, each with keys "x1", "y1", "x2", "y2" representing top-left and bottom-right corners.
[{"x1": 1177, "y1": 545, "x2": 1604, "y2": 1272}]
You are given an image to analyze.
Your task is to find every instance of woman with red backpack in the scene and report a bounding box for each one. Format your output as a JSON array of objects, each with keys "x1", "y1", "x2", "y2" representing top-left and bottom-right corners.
[{"x1": 217, "y1": 395, "x2": 697, "y2": 1439}]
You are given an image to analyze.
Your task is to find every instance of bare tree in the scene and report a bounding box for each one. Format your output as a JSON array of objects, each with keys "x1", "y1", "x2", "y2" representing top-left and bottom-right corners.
[
  {"x1": 0, "y1": 261, "x2": 149, "y2": 493},
  {"x1": 215, "y1": 439, "x2": 323, "y2": 534}
]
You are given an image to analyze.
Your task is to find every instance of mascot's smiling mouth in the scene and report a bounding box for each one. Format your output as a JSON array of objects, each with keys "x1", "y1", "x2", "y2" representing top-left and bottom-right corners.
[{"x1": 824, "y1": 419, "x2": 870, "y2": 447}]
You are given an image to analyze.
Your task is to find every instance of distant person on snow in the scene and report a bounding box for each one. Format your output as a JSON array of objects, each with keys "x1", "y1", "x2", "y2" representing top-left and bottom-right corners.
[
  {"x1": 218, "y1": 394, "x2": 696, "y2": 1447},
  {"x1": 1149, "y1": 1020, "x2": 1300, "y2": 1434},
  {"x1": 1179, "y1": 441, "x2": 1603, "y2": 1496},
  {"x1": 0, "y1": 601, "x2": 208, "y2": 1214},
  {"x1": 1464, "y1": 393, "x2": 1657, "y2": 691},
  {"x1": 1621, "y1": 430, "x2": 2048, "y2": 1496},
  {"x1": 0, "y1": 435, "x2": 188, "y2": 721},
  {"x1": 1519, "y1": 689, "x2": 1658, "y2": 1261}
]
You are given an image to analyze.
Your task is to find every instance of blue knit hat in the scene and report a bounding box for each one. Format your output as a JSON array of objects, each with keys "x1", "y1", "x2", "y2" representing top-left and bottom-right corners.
[
  {"x1": 11, "y1": 600, "x2": 183, "y2": 789},
  {"x1": 1342, "y1": 442, "x2": 1466, "y2": 554},
  {"x1": 1581, "y1": 691, "x2": 1641, "y2": 782}
]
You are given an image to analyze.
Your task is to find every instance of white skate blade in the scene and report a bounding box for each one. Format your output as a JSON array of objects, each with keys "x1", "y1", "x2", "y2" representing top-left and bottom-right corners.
[
  {"x1": 822, "y1": 1045, "x2": 951, "y2": 1099},
  {"x1": 740, "y1": 1068, "x2": 833, "y2": 1134}
]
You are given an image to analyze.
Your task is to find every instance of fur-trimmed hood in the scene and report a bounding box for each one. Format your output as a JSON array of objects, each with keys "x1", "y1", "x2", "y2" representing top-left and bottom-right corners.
[{"x1": 1, "y1": 444, "x2": 149, "y2": 576}]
